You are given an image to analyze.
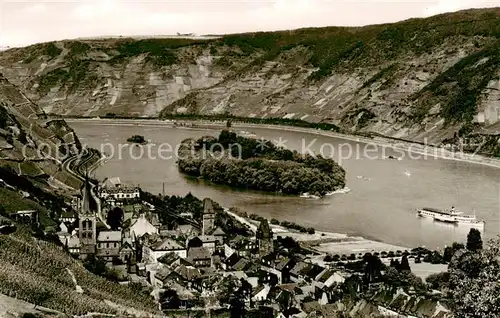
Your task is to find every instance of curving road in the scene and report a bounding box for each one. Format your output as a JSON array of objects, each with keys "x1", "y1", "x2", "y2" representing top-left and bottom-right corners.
[{"x1": 63, "y1": 150, "x2": 110, "y2": 229}]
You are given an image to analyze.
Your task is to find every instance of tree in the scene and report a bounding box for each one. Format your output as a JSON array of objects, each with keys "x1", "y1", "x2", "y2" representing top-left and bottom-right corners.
[
  {"x1": 426, "y1": 272, "x2": 450, "y2": 290},
  {"x1": 229, "y1": 295, "x2": 245, "y2": 318},
  {"x1": 443, "y1": 242, "x2": 465, "y2": 263},
  {"x1": 0, "y1": 204, "x2": 6, "y2": 216},
  {"x1": 400, "y1": 255, "x2": 411, "y2": 272},
  {"x1": 160, "y1": 289, "x2": 181, "y2": 310},
  {"x1": 448, "y1": 238, "x2": 500, "y2": 317},
  {"x1": 226, "y1": 120, "x2": 232, "y2": 128},
  {"x1": 83, "y1": 254, "x2": 106, "y2": 276},
  {"x1": 466, "y1": 228, "x2": 483, "y2": 252},
  {"x1": 106, "y1": 207, "x2": 124, "y2": 230},
  {"x1": 363, "y1": 253, "x2": 383, "y2": 284}
]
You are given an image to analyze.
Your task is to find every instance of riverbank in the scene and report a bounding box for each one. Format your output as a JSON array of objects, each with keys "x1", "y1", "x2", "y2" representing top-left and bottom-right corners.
[
  {"x1": 65, "y1": 118, "x2": 500, "y2": 170},
  {"x1": 224, "y1": 208, "x2": 408, "y2": 256}
]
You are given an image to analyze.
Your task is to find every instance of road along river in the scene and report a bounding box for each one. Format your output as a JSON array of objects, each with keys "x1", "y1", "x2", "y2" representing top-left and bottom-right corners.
[{"x1": 67, "y1": 119, "x2": 500, "y2": 250}]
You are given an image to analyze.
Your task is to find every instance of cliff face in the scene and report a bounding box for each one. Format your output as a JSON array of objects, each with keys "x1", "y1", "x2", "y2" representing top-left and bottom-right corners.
[
  {"x1": 0, "y1": 73, "x2": 81, "y2": 190},
  {"x1": 2, "y1": 8, "x2": 500, "y2": 144}
]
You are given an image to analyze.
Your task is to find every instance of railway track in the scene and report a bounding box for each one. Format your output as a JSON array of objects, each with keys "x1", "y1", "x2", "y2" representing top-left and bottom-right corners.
[
  {"x1": 62, "y1": 149, "x2": 110, "y2": 229},
  {"x1": 63, "y1": 150, "x2": 200, "y2": 230}
]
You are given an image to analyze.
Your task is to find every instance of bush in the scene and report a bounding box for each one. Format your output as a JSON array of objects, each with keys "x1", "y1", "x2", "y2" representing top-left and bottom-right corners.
[
  {"x1": 307, "y1": 227, "x2": 315, "y2": 234},
  {"x1": 270, "y1": 218, "x2": 280, "y2": 225}
]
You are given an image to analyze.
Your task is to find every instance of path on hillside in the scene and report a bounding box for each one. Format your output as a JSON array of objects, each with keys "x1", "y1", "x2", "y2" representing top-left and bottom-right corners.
[{"x1": 66, "y1": 268, "x2": 83, "y2": 294}]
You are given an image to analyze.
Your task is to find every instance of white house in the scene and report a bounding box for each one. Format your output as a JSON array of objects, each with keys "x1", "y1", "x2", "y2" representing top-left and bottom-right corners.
[
  {"x1": 314, "y1": 269, "x2": 345, "y2": 289},
  {"x1": 252, "y1": 285, "x2": 271, "y2": 302},
  {"x1": 60, "y1": 210, "x2": 77, "y2": 223},
  {"x1": 100, "y1": 185, "x2": 140, "y2": 200},
  {"x1": 64, "y1": 236, "x2": 81, "y2": 254},
  {"x1": 100, "y1": 177, "x2": 139, "y2": 200},
  {"x1": 130, "y1": 214, "x2": 158, "y2": 241},
  {"x1": 143, "y1": 237, "x2": 187, "y2": 263}
]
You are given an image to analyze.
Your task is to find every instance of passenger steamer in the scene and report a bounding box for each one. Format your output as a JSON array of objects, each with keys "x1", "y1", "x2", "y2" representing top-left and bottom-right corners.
[{"x1": 417, "y1": 207, "x2": 485, "y2": 228}]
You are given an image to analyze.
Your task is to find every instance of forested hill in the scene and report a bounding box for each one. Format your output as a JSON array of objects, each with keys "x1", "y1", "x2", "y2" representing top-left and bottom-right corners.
[{"x1": 1, "y1": 8, "x2": 500, "y2": 145}]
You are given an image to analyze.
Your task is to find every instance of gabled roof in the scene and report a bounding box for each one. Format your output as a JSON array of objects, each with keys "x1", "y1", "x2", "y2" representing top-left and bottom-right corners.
[
  {"x1": 188, "y1": 247, "x2": 212, "y2": 260},
  {"x1": 61, "y1": 210, "x2": 76, "y2": 218},
  {"x1": 198, "y1": 235, "x2": 217, "y2": 243},
  {"x1": 174, "y1": 264, "x2": 202, "y2": 281},
  {"x1": 276, "y1": 258, "x2": 293, "y2": 271},
  {"x1": 203, "y1": 198, "x2": 215, "y2": 215},
  {"x1": 290, "y1": 262, "x2": 309, "y2": 276},
  {"x1": 119, "y1": 241, "x2": 134, "y2": 252},
  {"x1": 232, "y1": 258, "x2": 251, "y2": 271},
  {"x1": 151, "y1": 237, "x2": 184, "y2": 251},
  {"x1": 278, "y1": 283, "x2": 298, "y2": 292},
  {"x1": 317, "y1": 269, "x2": 336, "y2": 283},
  {"x1": 306, "y1": 264, "x2": 325, "y2": 279},
  {"x1": 225, "y1": 253, "x2": 240, "y2": 267},
  {"x1": 157, "y1": 252, "x2": 181, "y2": 266},
  {"x1": 251, "y1": 285, "x2": 268, "y2": 298},
  {"x1": 97, "y1": 231, "x2": 121, "y2": 242},
  {"x1": 211, "y1": 227, "x2": 225, "y2": 236},
  {"x1": 154, "y1": 267, "x2": 172, "y2": 282}
]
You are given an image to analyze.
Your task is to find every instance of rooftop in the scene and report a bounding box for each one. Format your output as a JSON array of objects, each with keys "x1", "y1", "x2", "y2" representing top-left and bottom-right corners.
[
  {"x1": 97, "y1": 231, "x2": 121, "y2": 242},
  {"x1": 212, "y1": 227, "x2": 226, "y2": 236},
  {"x1": 157, "y1": 252, "x2": 181, "y2": 265},
  {"x1": 188, "y1": 247, "x2": 212, "y2": 260},
  {"x1": 151, "y1": 237, "x2": 184, "y2": 251}
]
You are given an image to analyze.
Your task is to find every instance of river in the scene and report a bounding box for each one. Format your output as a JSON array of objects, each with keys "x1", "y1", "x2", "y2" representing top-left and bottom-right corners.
[{"x1": 68, "y1": 120, "x2": 500, "y2": 249}]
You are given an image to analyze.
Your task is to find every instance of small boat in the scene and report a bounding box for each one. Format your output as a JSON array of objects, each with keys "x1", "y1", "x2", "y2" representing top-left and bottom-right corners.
[
  {"x1": 404, "y1": 171, "x2": 411, "y2": 177},
  {"x1": 300, "y1": 193, "x2": 320, "y2": 199},
  {"x1": 238, "y1": 131, "x2": 257, "y2": 138}
]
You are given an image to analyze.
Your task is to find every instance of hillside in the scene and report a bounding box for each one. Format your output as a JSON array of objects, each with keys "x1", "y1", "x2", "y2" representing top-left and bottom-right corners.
[
  {"x1": 1, "y1": 8, "x2": 500, "y2": 144},
  {"x1": 0, "y1": 73, "x2": 83, "y2": 193},
  {"x1": 0, "y1": 226, "x2": 159, "y2": 316}
]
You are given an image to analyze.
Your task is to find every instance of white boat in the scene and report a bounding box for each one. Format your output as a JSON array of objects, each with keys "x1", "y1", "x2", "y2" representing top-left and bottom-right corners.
[
  {"x1": 300, "y1": 193, "x2": 320, "y2": 199},
  {"x1": 417, "y1": 207, "x2": 485, "y2": 227},
  {"x1": 404, "y1": 171, "x2": 411, "y2": 177},
  {"x1": 238, "y1": 130, "x2": 257, "y2": 138}
]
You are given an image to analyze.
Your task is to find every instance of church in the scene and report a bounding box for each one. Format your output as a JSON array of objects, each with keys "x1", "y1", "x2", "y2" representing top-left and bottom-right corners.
[{"x1": 78, "y1": 174, "x2": 97, "y2": 259}]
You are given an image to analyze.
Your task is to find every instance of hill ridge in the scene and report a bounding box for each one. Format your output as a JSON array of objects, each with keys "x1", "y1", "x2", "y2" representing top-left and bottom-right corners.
[{"x1": 1, "y1": 7, "x2": 500, "y2": 146}]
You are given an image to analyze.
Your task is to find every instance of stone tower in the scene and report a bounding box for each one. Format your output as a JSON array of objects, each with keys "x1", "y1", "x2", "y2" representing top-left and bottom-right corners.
[
  {"x1": 256, "y1": 219, "x2": 273, "y2": 257},
  {"x1": 202, "y1": 198, "x2": 216, "y2": 236},
  {"x1": 78, "y1": 173, "x2": 97, "y2": 258}
]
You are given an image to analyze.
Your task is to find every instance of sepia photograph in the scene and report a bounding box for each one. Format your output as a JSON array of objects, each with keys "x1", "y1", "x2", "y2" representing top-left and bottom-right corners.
[{"x1": 0, "y1": 0, "x2": 499, "y2": 317}]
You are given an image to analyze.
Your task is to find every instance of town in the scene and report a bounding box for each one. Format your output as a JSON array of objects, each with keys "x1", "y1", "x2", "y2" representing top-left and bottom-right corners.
[{"x1": 24, "y1": 171, "x2": 458, "y2": 317}]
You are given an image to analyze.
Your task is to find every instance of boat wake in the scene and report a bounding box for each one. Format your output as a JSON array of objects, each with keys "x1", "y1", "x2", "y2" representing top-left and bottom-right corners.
[{"x1": 325, "y1": 187, "x2": 352, "y2": 196}]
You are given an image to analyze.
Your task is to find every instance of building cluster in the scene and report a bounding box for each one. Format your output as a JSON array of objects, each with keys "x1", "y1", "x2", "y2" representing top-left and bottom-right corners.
[{"x1": 53, "y1": 176, "x2": 358, "y2": 315}]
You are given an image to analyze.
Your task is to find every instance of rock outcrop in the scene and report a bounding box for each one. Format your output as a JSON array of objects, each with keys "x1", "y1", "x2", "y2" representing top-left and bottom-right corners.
[{"x1": 1, "y1": 8, "x2": 500, "y2": 145}]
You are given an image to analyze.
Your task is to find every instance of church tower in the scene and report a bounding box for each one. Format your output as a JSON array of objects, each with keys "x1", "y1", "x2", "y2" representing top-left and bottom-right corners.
[
  {"x1": 257, "y1": 219, "x2": 273, "y2": 257},
  {"x1": 78, "y1": 173, "x2": 97, "y2": 258},
  {"x1": 202, "y1": 198, "x2": 216, "y2": 236}
]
